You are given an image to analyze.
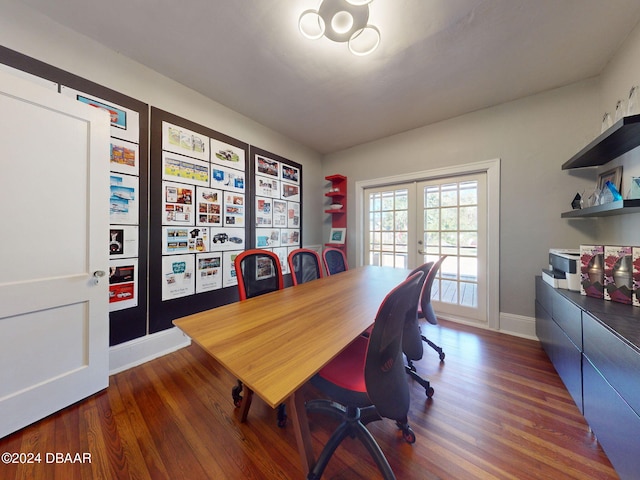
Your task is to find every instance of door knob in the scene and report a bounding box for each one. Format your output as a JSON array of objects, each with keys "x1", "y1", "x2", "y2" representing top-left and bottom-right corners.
[{"x1": 92, "y1": 270, "x2": 106, "y2": 285}]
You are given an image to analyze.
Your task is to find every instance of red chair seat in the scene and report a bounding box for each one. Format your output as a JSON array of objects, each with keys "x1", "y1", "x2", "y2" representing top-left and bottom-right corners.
[{"x1": 318, "y1": 335, "x2": 368, "y2": 393}]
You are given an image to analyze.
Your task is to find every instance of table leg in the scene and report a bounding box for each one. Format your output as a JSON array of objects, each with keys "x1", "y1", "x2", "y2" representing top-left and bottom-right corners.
[
  {"x1": 288, "y1": 390, "x2": 315, "y2": 475},
  {"x1": 239, "y1": 387, "x2": 253, "y2": 423}
]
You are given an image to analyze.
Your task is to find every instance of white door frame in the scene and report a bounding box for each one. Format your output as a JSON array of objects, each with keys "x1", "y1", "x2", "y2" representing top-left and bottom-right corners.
[{"x1": 355, "y1": 159, "x2": 500, "y2": 330}]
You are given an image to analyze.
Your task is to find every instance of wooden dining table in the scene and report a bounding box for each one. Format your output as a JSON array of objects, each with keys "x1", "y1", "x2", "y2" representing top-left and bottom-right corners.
[{"x1": 173, "y1": 265, "x2": 409, "y2": 475}]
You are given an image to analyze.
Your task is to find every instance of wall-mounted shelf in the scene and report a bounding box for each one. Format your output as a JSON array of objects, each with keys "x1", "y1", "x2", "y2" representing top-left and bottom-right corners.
[
  {"x1": 561, "y1": 199, "x2": 640, "y2": 218},
  {"x1": 325, "y1": 174, "x2": 347, "y2": 249},
  {"x1": 562, "y1": 114, "x2": 640, "y2": 170}
]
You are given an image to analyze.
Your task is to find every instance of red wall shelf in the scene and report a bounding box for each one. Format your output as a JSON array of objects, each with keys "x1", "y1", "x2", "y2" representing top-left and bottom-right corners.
[{"x1": 325, "y1": 174, "x2": 347, "y2": 249}]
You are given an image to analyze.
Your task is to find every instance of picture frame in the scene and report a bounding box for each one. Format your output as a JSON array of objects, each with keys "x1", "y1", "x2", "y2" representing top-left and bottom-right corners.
[
  {"x1": 597, "y1": 166, "x2": 623, "y2": 193},
  {"x1": 329, "y1": 228, "x2": 346, "y2": 244}
]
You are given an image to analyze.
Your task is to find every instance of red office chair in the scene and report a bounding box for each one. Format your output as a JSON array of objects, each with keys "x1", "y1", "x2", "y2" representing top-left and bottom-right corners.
[
  {"x1": 322, "y1": 247, "x2": 348, "y2": 275},
  {"x1": 306, "y1": 271, "x2": 425, "y2": 480},
  {"x1": 233, "y1": 249, "x2": 287, "y2": 426},
  {"x1": 287, "y1": 248, "x2": 324, "y2": 286}
]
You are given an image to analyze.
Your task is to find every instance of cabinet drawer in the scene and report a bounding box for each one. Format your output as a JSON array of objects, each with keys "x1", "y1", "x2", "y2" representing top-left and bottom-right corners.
[
  {"x1": 583, "y1": 312, "x2": 640, "y2": 416},
  {"x1": 535, "y1": 300, "x2": 553, "y2": 354},
  {"x1": 535, "y1": 276, "x2": 554, "y2": 317},
  {"x1": 552, "y1": 293, "x2": 582, "y2": 349},
  {"x1": 583, "y1": 357, "x2": 640, "y2": 480},
  {"x1": 545, "y1": 315, "x2": 583, "y2": 412}
]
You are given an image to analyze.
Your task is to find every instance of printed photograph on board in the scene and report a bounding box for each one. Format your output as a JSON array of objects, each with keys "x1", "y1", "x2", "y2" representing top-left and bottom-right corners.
[
  {"x1": 196, "y1": 186, "x2": 223, "y2": 226},
  {"x1": 210, "y1": 138, "x2": 245, "y2": 171},
  {"x1": 162, "y1": 181, "x2": 194, "y2": 225},
  {"x1": 110, "y1": 174, "x2": 139, "y2": 225}
]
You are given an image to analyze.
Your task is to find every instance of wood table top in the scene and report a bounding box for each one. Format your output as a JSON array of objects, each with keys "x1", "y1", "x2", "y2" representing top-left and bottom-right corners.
[{"x1": 173, "y1": 265, "x2": 408, "y2": 408}]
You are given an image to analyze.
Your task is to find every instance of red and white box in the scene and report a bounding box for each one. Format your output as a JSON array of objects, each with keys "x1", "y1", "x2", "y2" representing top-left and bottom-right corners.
[
  {"x1": 580, "y1": 245, "x2": 604, "y2": 299},
  {"x1": 603, "y1": 245, "x2": 633, "y2": 304}
]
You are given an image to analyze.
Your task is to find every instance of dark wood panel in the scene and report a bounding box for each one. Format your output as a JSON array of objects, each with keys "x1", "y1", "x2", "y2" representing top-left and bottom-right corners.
[{"x1": 0, "y1": 320, "x2": 618, "y2": 479}]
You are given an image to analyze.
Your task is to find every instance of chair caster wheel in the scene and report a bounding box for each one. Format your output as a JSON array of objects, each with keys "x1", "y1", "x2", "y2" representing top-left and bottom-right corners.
[
  {"x1": 277, "y1": 415, "x2": 287, "y2": 428},
  {"x1": 277, "y1": 404, "x2": 287, "y2": 427},
  {"x1": 232, "y1": 385, "x2": 243, "y2": 408},
  {"x1": 425, "y1": 386, "x2": 435, "y2": 398},
  {"x1": 396, "y1": 421, "x2": 416, "y2": 444},
  {"x1": 439, "y1": 352, "x2": 446, "y2": 361}
]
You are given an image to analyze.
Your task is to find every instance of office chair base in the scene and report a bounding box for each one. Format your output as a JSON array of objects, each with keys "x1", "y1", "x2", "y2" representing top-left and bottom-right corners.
[
  {"x1": 305, "y1": 402, "x2": 396, "y2": 480},
  {"x1": 422, "y1": 334, "x2": 445, "y2": 361},
  {"x1": 405, "y1": 363, "x2": 435, "y2": 398}
]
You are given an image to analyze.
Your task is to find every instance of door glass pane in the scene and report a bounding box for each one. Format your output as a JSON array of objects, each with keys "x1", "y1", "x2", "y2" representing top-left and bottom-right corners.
[
  {"x1": 420, "y1": 179, "x2": 480, "y2": 310},
  {"x1": 366, "y1": 187, "x2": 410, "y2": 269}
]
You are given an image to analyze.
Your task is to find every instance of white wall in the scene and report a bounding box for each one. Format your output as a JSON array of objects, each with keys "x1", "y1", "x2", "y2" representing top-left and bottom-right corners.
[{"x1": 0, "y1": 0, "x2": 325, "y2": 247}]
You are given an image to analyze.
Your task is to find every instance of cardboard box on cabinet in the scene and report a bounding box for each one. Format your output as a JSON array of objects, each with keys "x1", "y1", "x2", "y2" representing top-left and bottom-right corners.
[
  {"x1": 604, "y1": 246, "x2": 633, "y2": 305},
  {"x1": 633, "y1": 247, "x2": 640, "y2": 307},
  {"x1": 580, "y1": 245, "x2": 604, "y2": 299}
]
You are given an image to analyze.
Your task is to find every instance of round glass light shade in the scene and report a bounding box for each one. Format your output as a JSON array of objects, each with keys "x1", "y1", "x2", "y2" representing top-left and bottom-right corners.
[
  {"x1": 299, "y1": 10, "x2": 325, "y2": 40},
  {"x1": 348, "y1": 25, "x2": 380, "y2": 56},
  {"x1": 331, "y1": 11, "x2": 354, "y2": 34},
  {"x1": 345, "y1": 0, "x2": 374, "y2": 5}
]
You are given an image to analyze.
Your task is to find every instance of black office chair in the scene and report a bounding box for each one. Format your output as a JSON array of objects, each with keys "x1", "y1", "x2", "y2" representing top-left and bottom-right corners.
[
  {"x1": 288, "y1": 248, "x2": 324, "y2": 285},
  {"x1": 405, "y1": 256, "x2": 447, "y2": 397},
  {"x1": 419, "y1": 255, "x2": 447, "y2": 360},
  {"x1": 306, "y1": 271, "x2": 425, "y2": 480},
  {"x1": 322, "y1": 247, "x2": 348, "y2": 275},
  {"x1": 233, "y1": 249, "x2": 288, "y2": 426},
  {"x1": 403, "y1": 262, "x2": 435, "y2": 398}
]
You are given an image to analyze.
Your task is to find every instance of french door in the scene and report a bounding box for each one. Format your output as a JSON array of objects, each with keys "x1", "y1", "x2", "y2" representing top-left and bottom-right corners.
[{"x1": 365, "y1": 172, "x2": 487, "y2": 324}]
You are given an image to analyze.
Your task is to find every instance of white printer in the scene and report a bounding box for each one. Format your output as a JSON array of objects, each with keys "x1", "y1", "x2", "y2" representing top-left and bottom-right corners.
[{"x1": 542, "y1": 248, "x2": 580, "y2": 291}]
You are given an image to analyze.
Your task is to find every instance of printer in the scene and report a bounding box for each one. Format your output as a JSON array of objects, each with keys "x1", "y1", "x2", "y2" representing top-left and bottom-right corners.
[{"x1": 542, "y1": 248, "x2": 580, "y2": 291}]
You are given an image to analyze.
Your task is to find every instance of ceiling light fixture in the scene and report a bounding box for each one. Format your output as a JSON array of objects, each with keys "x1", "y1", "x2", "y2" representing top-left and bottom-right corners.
[{"x1": 298, "y1": 0, "x2": 380, "y2": 56}]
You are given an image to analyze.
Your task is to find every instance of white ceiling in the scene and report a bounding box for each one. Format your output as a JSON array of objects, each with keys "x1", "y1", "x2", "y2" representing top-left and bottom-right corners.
[{"x1": 20, "y1": 0, "x2": 640, "y2": 154}]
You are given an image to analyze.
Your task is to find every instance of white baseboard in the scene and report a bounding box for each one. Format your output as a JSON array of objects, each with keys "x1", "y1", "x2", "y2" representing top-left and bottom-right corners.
[
  {"x1": 438, "y1": 312, "x2": 537, "y2": 341},
  {"x1": 498, "y1": 312, "x2": 537, "y2": 340},
  {"x1": 109, "y1": 327, "x2": 191, "y2": 375}
]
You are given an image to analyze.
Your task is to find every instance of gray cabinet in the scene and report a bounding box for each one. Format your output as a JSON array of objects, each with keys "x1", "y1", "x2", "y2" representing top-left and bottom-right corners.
[{"x1": 535, "y1": 277, "x2": 640, "y2": 480}]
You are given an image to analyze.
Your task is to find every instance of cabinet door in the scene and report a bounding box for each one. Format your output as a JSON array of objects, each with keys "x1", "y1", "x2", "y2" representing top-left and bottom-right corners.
[
  {"x1": 548, "y1": 319, "x2": 583, "y2": 413},
  {"x1": 583, "y1": 312, "x2": 640, "y2": 416},
  {"x1": 583, "y1": 357, "x2": 640, "y2": 480},
  {"x1": 552, "y1": 293, "x2": 582, "y2": 349},
  {"x1": 535, "y1": 300, "x2": 553, "y2": 357}
]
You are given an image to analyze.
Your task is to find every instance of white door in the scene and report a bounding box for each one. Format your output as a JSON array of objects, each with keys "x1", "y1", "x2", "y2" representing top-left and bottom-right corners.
[
  {"x1": 417, "y1": 174, "x2": 487, "y2": 324},
  {"x1": 364, "y1": 173, "x2": 488, "y2": 325},
  {"x1": 0, "y1": 71, "x2": 110, "y2": 438}
]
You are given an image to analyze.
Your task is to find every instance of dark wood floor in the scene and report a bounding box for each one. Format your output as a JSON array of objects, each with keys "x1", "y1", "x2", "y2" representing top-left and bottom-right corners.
[{"x1": 0, "y1": 320, "x2": 619, "y2": 479}]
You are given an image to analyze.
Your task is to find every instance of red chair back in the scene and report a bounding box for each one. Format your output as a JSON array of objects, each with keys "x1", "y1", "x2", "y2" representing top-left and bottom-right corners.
[
  {"x1": 322, "y1": 247, "x2": 348, "y2": 275},
  {"x1": 288, "y1": 248, "x2": 324, "y2": 286},
  {"x1": 234, "y1": 249, "x2": 284, "y2": 300}
]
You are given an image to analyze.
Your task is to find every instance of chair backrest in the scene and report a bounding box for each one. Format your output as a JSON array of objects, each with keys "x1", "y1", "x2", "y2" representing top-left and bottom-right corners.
[
  {"x1": 288, "y1": 248, "x2": 324, "y2": 286},
  {"x1": 234, "y1": 249, "x2": 284, "y2": 300},
  {"x1": 364, "y1": 271, "x2": 424, "y2": 421},
  {"x1": 402, "y1": 262, "x2": 433, "y2": 361},
  {"x1": 421, "y1": 255, "x2": 447, "y2": 325},
  {"x1": 323, "y1": 247, "x2": 348, "y2": 275}
]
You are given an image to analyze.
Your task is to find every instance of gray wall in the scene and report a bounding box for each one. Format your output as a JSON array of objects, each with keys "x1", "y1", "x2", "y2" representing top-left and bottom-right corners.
[
  {"x1": 322, "y1": 19, "x2": 640, "y2": 323},
  {"x1": 322, "y1": 80, "x2": 601, "y2": 320}
]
